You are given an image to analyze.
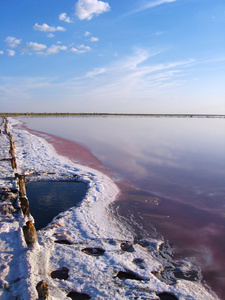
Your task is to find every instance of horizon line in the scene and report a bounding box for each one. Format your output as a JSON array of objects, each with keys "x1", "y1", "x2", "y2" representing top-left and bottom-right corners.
[{"x1": 1, "y1": 112, "x2": 224, "y2": 118}]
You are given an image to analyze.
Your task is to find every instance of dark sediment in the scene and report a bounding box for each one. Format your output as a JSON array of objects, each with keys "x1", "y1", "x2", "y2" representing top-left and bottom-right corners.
[{"x1": 51, "y1": 267, "x2": 69, "y2": 280}]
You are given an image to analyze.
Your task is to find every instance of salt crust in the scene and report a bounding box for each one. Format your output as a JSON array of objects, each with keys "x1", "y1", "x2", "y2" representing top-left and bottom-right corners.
[{"x1": 0, "y1": 117, "x2": 219, "y2": 299}]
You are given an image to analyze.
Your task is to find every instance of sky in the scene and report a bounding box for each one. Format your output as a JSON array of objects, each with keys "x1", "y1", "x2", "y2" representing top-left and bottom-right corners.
[{"x1": 0, "y1": 0, "x2": 224, "y2": 114}]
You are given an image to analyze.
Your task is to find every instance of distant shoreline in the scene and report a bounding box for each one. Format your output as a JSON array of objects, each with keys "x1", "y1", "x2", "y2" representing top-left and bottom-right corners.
[{"x1": 1, "y1": 112, "x2": 225, "y2": 118}]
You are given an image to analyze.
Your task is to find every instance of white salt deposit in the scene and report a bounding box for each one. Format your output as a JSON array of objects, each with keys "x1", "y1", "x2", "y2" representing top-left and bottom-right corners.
[{"x1": 0, "y1": 117, "x2": 219, "y2": 299}]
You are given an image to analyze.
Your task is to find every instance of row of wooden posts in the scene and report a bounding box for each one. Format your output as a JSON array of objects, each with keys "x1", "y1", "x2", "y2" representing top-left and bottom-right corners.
[
  {"x1": 3, "y1": 117, "x2": 37, "y2": 245},
  {"x1": 3, "y1": 118, "x2": 49, "y2": 299}
]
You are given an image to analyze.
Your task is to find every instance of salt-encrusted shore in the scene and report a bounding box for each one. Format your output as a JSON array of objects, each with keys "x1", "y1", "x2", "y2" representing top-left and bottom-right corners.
[{"x1": 0, "y1": 117, "x2": 219, "y2": 299}]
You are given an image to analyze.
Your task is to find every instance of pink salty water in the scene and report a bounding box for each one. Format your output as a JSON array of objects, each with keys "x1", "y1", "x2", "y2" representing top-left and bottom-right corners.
[{"x1": 19, "y1": 116, "x2": 225, "y2": 299}]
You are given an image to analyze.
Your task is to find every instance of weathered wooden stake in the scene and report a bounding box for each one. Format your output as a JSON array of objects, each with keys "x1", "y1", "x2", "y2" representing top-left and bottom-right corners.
[
  {"x1": 16, "y1": 174, "x2": 27, "y2": 198},
  {"x1": 4, "y1": 118, "x2": 17, "y2": 169},
  {"x1": 22, "y1": 221, "x2": 37, "y2": 247},
  {"x1": 36, "y1": 280, "x2": 49, "y2": 299},
  {"x1": 20, "y1": 196, "x2": 30, "y2": 217}
]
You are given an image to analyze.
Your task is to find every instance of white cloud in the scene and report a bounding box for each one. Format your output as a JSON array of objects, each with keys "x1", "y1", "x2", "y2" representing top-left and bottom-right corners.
[
  {"x1": 0, "y1": 51, "x2": 4, "y2": 55},
  {"x1": 75, "y1": 0, "x2": 110, "y2": 20},
  {"x1": 153, "y1": 31, "x2": 167, "y2": 36},
  {"x1": 90, "y1": 36, "x2": 99, "y2": 42},
  {"x1": 148, "y1": 0, "x2": 176, "y2": 8},
  {"x1": 33, "y1": 23, "x2": 65, "y2": 32},
  {"x1": 59, "y1": 13, "x2": 73, "y2": 23},
  {"x1": 26, "y1": 42, "x2": 47, "y2": 51},
  {"x1": 143, "y1": 0, "x2": 176, "y2": 9},
  {"x1": 5, "y1": 36, "x2": 22, "y2": 48},
  {"x1": 127, "y1": 0, "x2": 176, "y2": 16},
  {"x1": 117, "y1": 48, "x2": 150, "y2": 70},
  {"x1": 0, "y1": 76, "x2": 53, "y2": 105},
  {"x1": 47, "y1": 45, "x2": 67, "y2": 54},
  {"x1": 85, "y1": 67, "x2": 106, "y2": 77},
  {"x1": 71, "y1": 44, "x2": 91, "y2": 54},
  {"x1": 7, "y1": 50, "x2": 16, "y2": 56},
  {"x1": 67, "y1": 49, "x2": 195, "y2": 105},
  {"x1": 47, "y1": 33, "x2": 55, "y2": 38},
  {"x1": 22, "y1": 42, "x2": 67, "y2": 55},
  {"x1": 85, "y1": 31, "x2": 91, "y2": 36}
]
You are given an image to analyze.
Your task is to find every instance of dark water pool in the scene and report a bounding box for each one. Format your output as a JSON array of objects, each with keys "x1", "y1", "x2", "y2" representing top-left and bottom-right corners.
[{"x1": 26, "y1": 181, "x2": 87, "y2": 230}]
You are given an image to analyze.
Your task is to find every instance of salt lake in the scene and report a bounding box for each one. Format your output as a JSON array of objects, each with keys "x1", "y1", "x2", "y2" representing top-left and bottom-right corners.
[{"x1": 19, "y1": 115, "x2": 225, "y2": 299}]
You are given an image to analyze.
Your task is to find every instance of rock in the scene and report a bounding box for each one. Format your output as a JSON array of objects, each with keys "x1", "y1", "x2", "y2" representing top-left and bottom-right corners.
[
  {"x1": 67, "y1": 291, "x2": 91, "y2": 299},
  {"x1": 0, "y1": 203, "x2": 15, "y2": 215},
  {"x1": 120, "y1": 241, "x2": 134, "y2": 252},
  {"x1": 157, "y1": 292, "x2": 178, "y2": 300},
  {"x1": 36, "y1": 280, "x2": 49, "y2": 299},
  {"x1": 81, "y1": 247, "x2": 105, "y2": 256},
  {"x1": 51, "y1": 267, "x2": 69, "y2": 280},
  {"x1": 53, "y1": 231, "x2": 71, "y2": 241},
  {"x1": 135, "y1": 238, "x2": 159, "y2": 250},
  {"x1": 54, "y1": 239, "x2": 72, "y2": 245},
  {"x1": 151, "y1": 265, "x2": 163, "y2": 276},
  {"x1": 116, "y1": 270, "x2": 146, "y2": 281},
  {"x1": 22, "y1": 221, "x2": 37, "y2": 247},
  {"x1": 0, "y1": 189, "x2": 17, "y2": 202}
]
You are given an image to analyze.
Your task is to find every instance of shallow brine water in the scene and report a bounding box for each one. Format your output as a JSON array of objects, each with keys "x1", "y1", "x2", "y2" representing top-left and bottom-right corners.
[
  {"x1": 26, "y1": 181, "x2": 87, "y2": 231},
  {"x1": 20, "y1": 115, "x2": 225, "y2": 299}
]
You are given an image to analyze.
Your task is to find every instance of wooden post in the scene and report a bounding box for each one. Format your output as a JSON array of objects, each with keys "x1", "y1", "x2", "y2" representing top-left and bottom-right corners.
[
  {"x1": 4, "y1": 119, "x2": 17, "y2": 169},
  {"x1": 15, "y1": 174, "x2": 27, "y2": 198},
  {"x1": 22, "y1": 221, "x2": 37, "y2": 247},
  {"x1": 4, "y1": 117, "x2": 9, "y2": 134},
  {"x1": 36, "y1": 280, "x2": 49, "y2": 299}
]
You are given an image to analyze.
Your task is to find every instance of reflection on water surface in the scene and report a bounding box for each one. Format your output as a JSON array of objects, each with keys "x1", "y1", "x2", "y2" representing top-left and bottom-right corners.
[
  {"x1": 21, "y1": 116, "x2": 225, "y2": 298},
  {"x1": 26, "y1": 181, "x2": 87, "y2": 230}
]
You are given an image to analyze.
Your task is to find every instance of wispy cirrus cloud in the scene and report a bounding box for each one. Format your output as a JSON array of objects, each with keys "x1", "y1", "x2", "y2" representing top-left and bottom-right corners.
[
  {"x1": 69, "y1": 48, "x2": 194, "y2": 100},
  {"x1": 1, "y1": 50, "x2": 220, "y2": 113},
  {"x1": 127, "y1": 0, "x2": 176, "y2": 16},
  {"x1": 0, "y1": 76, "x2": 53, "y2": 106},
  {"x1": 39, "y1": 48, "x2": 193, "y2": 113},
  {"x1": 33, "y1": 23, "x2": 65, "y2": 32},
  {"x1": 75, "y1": 0, "x2": 110, "y2": 20},
  {"x1": 85, "y1": 67, "x2": 106, "y2": 77},
  {"x1": 153, "y1": 31, "x2": 168, "y2": 36}
]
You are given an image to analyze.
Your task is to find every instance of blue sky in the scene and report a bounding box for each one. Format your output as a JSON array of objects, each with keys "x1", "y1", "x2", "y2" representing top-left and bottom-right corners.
[{"x1": 0, "y1": 0, "x2": 224, "y2": 113}]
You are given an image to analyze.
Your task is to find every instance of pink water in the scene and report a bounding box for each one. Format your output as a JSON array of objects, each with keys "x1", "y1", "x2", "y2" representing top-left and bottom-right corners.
[{"x1": 19, "y1": 116, "x2": 225, "y2": 299}]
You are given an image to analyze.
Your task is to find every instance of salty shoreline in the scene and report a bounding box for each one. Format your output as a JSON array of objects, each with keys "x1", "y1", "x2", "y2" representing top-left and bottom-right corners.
[{"x1": 0, "y1": 117, "x2": 219, "y2": 299}]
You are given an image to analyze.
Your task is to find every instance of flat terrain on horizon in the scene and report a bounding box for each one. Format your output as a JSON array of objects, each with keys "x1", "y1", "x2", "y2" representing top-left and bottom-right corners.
[{"x1": 1, "y1": 113, "x2": 224, "y2": 118}]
